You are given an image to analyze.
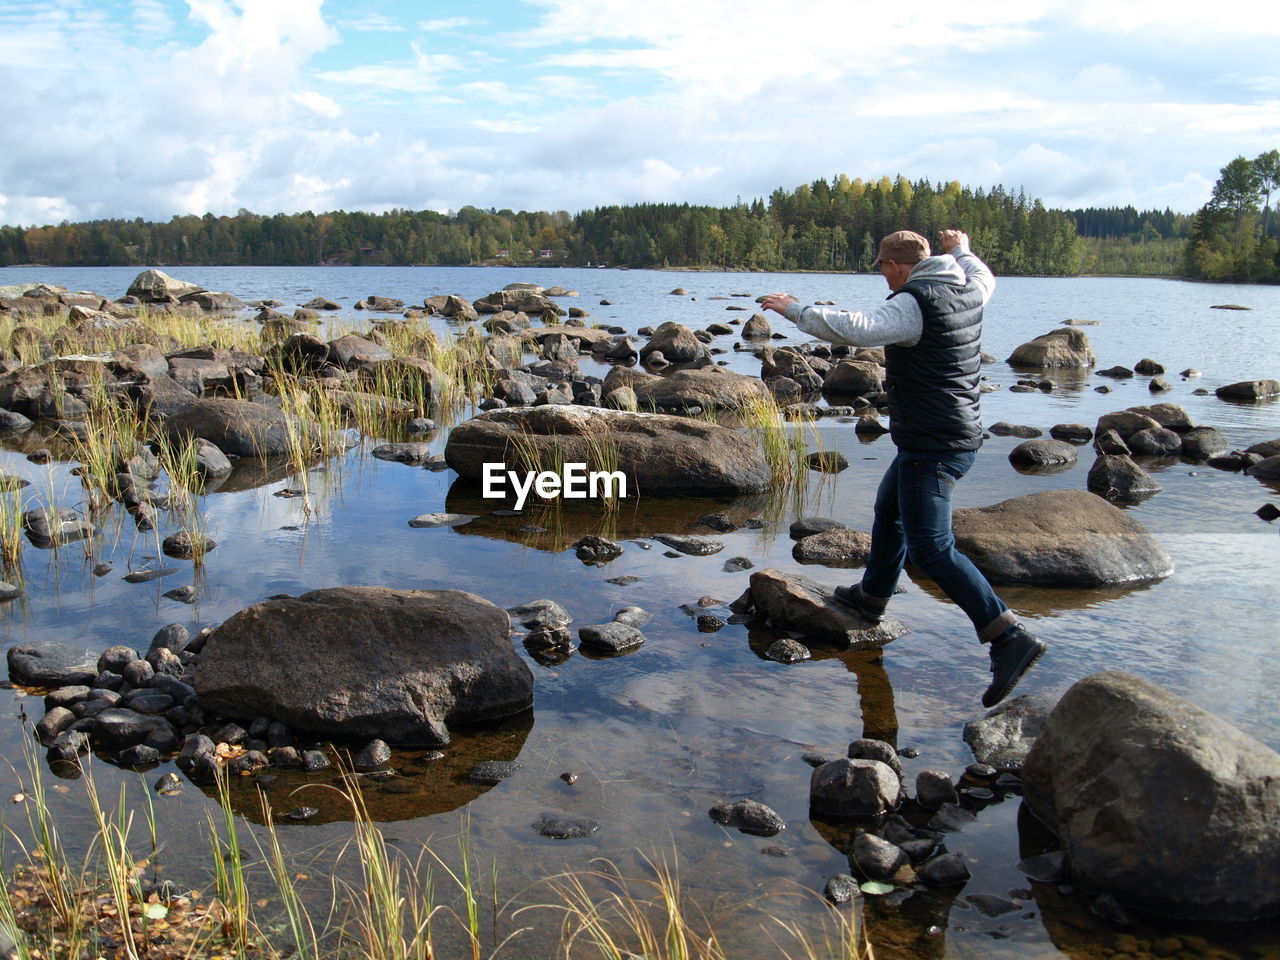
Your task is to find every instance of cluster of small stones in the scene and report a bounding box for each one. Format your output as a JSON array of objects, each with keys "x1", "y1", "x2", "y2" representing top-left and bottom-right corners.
[
  {"x1": 805, "y1": 737, "x2": 1034, "y2": 902},
  {"x1": 507, "y1": 595, "x2": 660, "y2": 664},
  {"x1": 26, "y1": 625, "x2": 344, "y2": 784},
  {"x1": 706, "y1": 734, "x2": 1043, "y2": 905}
]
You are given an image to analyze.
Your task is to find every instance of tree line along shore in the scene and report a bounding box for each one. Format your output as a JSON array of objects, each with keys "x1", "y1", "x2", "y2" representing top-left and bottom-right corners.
[{"x1": 2, "y1": 153, "x2": 1276, "y2": 282}]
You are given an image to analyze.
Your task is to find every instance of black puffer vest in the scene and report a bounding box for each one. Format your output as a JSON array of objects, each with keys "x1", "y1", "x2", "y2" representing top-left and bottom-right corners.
[{"x1": 883, "y1": 278, "x2": 985, "y2": 452}]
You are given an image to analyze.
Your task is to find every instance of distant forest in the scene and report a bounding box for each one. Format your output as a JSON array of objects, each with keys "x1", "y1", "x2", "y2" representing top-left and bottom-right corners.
[{"x1": 1, "y1": 165, "x2": 1272, "y2": 281}]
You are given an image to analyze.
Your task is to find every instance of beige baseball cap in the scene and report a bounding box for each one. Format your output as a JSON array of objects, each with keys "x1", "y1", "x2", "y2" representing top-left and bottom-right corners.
[{"x1": 872, "y1": 230, "x2": 930, "y2": 267}]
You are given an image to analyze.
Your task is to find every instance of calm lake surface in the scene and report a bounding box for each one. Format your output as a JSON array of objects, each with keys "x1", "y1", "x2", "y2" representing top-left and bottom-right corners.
[{"x1": 1, "y1": 265, "x2": 1278, "y2": 958}]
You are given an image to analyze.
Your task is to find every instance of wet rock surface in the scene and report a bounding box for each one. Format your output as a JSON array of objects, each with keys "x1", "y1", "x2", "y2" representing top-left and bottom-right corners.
[
  {"x1": 445, "y1": 405, "x2": 771, "y2": 496},
  {"x1": 1023, "y1": 671, "x2": 1280, "y2": 920},
  {"x1": 192, "y1": 586, "x2": 533, "y2": 746},
  {"x1": 734, "y1": 568, "x2": 907, "y2": 648},
  {"x1": 952, "y1": 489, "x2": 1172, "y2": 585},
  {"x1": 962, "y1": 694, "x2": 1057, "y2": 772}
]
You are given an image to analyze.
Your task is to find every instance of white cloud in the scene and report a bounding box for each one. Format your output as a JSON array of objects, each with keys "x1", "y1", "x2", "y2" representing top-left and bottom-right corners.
[
  {"x1": 459, "y1": 80, "x2": 540, "y2": 104},
  {"x1": 417, "y1": 16, "x2": 482, "y2": 32},
  {"x1": 1072, "y1": 64, "x2": 1163, "y2": 102},
  {"x1": 318, "y1": 41, "x2": 463, "y2": 96},
  {"x1": 292, "y1": 90, "x2": 343, "y2": 117},
  {"x1": 339, "y1": 13, "x2": 405, "y2": 32},
  {"x1": 131, "y1": 0, "x2": 175, "y2": 38},
  {"x1": 469, "y1": 117, "x2": 543, "y2": 134}
]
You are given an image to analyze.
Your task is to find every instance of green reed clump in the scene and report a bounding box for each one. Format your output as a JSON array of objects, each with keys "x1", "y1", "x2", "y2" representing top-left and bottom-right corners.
[
  {"x1": 0, "y1": 484, "x2": 29, "y2": 568},
  {"x1": 150, "y1": 430, "x2": 206, "y2": 529},
  {"x1": 423, "y1": 330, "x2": 497, "y2": 411},
  {"x1": 735, "y1": 391, "x2": 809, "y2": 486}
]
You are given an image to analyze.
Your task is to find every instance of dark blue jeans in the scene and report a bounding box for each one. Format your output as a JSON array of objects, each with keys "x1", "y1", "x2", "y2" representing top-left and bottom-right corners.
[{"x1": 861, "y1": 449, "x2": 1013, "y2": 641}]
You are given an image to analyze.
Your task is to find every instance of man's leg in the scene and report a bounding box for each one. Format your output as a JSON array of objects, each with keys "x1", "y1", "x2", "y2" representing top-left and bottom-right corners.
[
  {"x1": 896, "y1": 450, "x2": 1045, "y2": 705},
  {"x1": 834, "y1": 454, "x2": 906, "y2": 622},
  {"x1": 897, "y1": 451, "x2": 1013, "y2": 637}
]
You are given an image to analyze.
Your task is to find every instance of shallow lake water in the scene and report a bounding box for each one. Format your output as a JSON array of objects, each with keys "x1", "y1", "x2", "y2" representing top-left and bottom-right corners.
[{"x1": 1, "y1": 265, "x2": 1279, "y2": 958}]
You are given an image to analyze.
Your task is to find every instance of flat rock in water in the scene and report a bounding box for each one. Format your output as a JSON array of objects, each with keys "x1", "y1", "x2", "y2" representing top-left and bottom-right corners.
[
  {"x1": 578, "y1": 622, "x2": 644, "y2": 654},
  {"x1": 1022, "y1": 670, "x2": 1280, "y2": 920},
  {"x1": 708, "y1": 799, "x2": 786, "y2": 836},
  {"x1": 792, "y1": 528, "x2": 873, "y2": 566},
  {"x1": 952, "y1": 489, "x2": 1172, "y2": 586},
  {"x1": 989, "y1": 422, "x2": 1043, "y2": 438},
  {"x1": 789, "y1": 517, "x2": 846, "y2": 540},
  {"x1": 7, "y1": 642, "x2": 99, "y2": 687},
  {"x1": 372, "y1": 443, "x2": 434, "y2": 464},
  {"x1": 962, "y1": 693, "x2": 1056, "y2": 772},
  {"x1": 738, "y1": 568, "x2": 906, "y2": 649},
  {"x1": 651, "y1": 533, "x2": 724, "y2": 556},
  {"x1": 1215, "y1": 379, "x2": 1279, "y2": 402},
  {"x1": 532, "y1": 812, "x2": 600, "y2": 839},
  {"x1": 468, "y1": 759, "x2": 522, "y2": 784},
  {"x1": 1008, "y1": 439, "x2": 1078, "y2": 467},
  {"x1": 408, "y1": 513, "x2": 476, "y2": 528},
  {"x1": 123, "y1": 568, "x2": 181, "y2": 583},
  {"x1": 191, "y1": 587, "x2": 533, "y2": 746},
  {"x1": 508, "y1": 599, "x2": 572, "y2": 628},
  {"x1": 574, "y1": 535, "x2": 623, "y2": 564}
]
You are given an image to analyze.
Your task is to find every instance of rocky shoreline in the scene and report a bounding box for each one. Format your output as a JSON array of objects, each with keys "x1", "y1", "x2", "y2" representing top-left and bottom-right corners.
[{"x1": 3, "y1": 268, "x2": 1280, "y2": 937}]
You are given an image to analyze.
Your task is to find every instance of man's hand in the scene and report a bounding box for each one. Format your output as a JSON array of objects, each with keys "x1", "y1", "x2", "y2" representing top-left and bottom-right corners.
[
  {"x1": 937, "y1": 229, "x2": 969, "y2": 253},
  {"x1": 761, "y1": 293, "x2": 797, "y2": 316}
]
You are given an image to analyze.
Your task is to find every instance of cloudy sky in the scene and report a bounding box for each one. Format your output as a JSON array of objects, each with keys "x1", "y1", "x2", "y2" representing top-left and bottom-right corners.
[{"x1": 2, "y1": 0, "x2": 1278, "y2": 227}]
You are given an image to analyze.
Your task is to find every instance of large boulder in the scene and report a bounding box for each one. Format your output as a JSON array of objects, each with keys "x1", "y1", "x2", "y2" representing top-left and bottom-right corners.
[
  {"x1": 474, "y1": 289, "x2": 559, "y2": 315},
  {"x1": 126, "y1": 269, "x2": 205, "y2": 302},
  {"x1": 159, "y1": 397, "x2": 312, "y2": 458},
  {"x1": 180, "y1": 291, "x2": 245, "y2": 312},
  {"x1": 759, "y1": 347, "x2": 824, "y2": 391},
  {"x1": 424, "y1": 294, "x2": 478, "y2": 320},
  {"x1": 327, "y1": 333, "x2": 394, "y2": 369},
  {"x1": 952, "y1": 489, "x2": 1172, "y2": 585},
  {"x1": 822, "y1": 360, "x2": 885, "y2": 397},
  {"x1": 1248, "y1": 454, "x2": 1280, "y2": 482},
  {"x1": 191, "y1": 587, "x2": 533, "y2": 746},
  {"x1": 1022, "y1": 671, "x2": 1280, "y2": 920},
  {"x1": 731, "y1": 568, "x2": 906, "y2": 648},
  {"x1": 444, "y1": 405, "x2": 772, "y2": 496},
  {"x1": 639, "y1": 322, "x2": 709, "y2": 365},
  {"x1": 602, "y1": 366, "x2": 769, "y2": 411},
  {"x1": 1086, "y1": 454, "x2": 1163, "y2": 502},
  {"x1": 1006, "y1": 328, "x2": 1096, "y2": 369}
]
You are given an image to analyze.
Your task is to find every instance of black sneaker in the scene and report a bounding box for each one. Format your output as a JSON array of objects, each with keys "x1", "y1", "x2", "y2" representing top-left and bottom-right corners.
[
  {"x1": 832, "y1": 584, "x2": 885, "y2": 624},
  {"x1": 982, "y1": 625, "x2": 1047, "y2": 708}
]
